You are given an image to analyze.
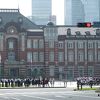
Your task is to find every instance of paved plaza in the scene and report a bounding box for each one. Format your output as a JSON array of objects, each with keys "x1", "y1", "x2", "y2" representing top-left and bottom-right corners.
[
  {"x1": 0, "y1": 88, "x2": 100, "y2": 100},
  {"x1": 0, "y1": 82, "x2": 100, "y2": 100}
]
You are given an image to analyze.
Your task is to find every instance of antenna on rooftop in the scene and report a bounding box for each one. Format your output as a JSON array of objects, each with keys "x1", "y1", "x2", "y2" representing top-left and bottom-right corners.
[{"x1": 17, "y1": 0, "x2": 20, "y2": 12}]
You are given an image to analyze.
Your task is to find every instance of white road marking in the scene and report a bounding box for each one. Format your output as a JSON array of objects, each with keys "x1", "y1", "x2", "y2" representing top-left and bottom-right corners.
[
  {"x1": 62, "y1": 93, "x2": 100, "y2": 99},
  {"x1": 55, "y1": 95, "x2": 66, "y2": 98},
  {"x1": 23, "y1": 94, "x2": 55, "y2": 100},
  {"x1": 0, "y1": 91, "x2": 75, "y2": 95},
  {"x1": 11, "y1": 97, "x2": 21, "y2": 100}
]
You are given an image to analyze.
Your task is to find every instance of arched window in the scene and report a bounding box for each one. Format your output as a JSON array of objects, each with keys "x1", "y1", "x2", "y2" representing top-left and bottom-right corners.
[{"x1": 6, "y1": 38, "x2": 18, "y2": 50}]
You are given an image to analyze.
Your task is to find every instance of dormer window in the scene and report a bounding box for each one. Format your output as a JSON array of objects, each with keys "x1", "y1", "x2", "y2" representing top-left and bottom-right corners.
[
  {"x1": 67, "y1": 28, "x2": 71, "y2": 35},
  {"x1": 96, "y1": 29, "x2": 100, "y2": 35},
  {"x1": 75, "y1": 31, "x2": 81, "y2": 35},
  {"x1": 85, "y1": 31, "x2": 91, "y2": 36}
]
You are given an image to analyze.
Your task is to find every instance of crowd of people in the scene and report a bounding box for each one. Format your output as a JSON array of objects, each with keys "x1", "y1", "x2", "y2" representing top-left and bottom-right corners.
[
  {"x1": 76, "y1": 77, "x2": 100, "y2": 85},
  {"x1": 0, "y1": 77, "x2": 55, "y2": 88},
  {"x1": 76, "y1": 77, "x2": 100, "y2": 89}
]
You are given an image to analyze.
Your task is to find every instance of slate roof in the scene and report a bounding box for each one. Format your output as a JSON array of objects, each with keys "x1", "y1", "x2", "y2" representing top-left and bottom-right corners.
[{"x1": 0, "y1": 9, "x2": 40, "y2": 31}]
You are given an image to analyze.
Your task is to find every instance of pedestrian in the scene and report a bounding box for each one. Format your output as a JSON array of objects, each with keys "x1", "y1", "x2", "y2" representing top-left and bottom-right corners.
[
  {"x1": 64, "y1": 79, "x2": 67, "y2": 87},
  {"x1": 52, "y1": 78, "x2": 55, "y2": 87},
  {"x1": 42, "y1": 78, "x2": 45, "y2": 88}
]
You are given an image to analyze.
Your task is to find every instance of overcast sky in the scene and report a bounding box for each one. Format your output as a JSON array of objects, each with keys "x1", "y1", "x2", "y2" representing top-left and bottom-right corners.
[{"x1": 0, "y1": 0, "x2": 64, "y2": 25}]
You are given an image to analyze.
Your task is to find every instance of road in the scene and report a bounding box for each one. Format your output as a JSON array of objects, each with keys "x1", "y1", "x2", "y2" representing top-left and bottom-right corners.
[{"x1": 0, "y1": 88, "x2": 100, "y2": 100}]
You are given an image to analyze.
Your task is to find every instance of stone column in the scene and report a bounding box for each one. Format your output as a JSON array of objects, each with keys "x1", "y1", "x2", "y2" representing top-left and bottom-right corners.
[
  {"x1": 85, "y1": 41, "x2": 87, "y2": 64},
  {"x1": 65, "y1": 40, "x2": 67, "y2": 65},
  {"x1": 94, "y1": 40, "x2": 97, "y2": 62},
  {"x1": 21, "y1": 33, "x2": 26, "y2": 51},
  {"x1": 75, "y1": 40, "x2": 77, "y2": 65}
]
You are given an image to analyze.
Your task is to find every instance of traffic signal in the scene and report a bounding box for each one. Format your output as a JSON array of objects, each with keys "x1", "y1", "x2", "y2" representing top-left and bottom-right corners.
[{"x1": 77, "y1": 22, "x2": 91, "y2": 27}]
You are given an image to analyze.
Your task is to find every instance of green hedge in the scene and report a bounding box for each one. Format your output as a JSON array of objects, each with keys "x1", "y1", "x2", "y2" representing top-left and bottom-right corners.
[{"x1": 95, "y1": 87, "x2": 100, "y2": 93}]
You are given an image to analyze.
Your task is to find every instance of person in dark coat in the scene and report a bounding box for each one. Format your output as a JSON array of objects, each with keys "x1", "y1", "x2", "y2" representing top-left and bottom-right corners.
[{"x1": 42, "y1": 78, "x2": 45, "y2": 88}]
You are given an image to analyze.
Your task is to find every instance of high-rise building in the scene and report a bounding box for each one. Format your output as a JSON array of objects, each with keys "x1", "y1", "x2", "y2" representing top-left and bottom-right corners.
[
  {"x1": 81, "y1": 0, "x2": 100, "y2": 23},
  {"x1": 49, "y1": 15, "x2": 56, "y2": 25},
  {"x1": 64, "y1": 0, "x2": 85, "y2": 25},
  {"x1": 32, "y1": 0, "x2": 52, "y2": 25}
]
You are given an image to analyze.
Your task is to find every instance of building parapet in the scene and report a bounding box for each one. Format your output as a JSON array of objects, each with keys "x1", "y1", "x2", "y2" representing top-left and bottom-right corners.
[{"x1": 0, "y1": 9, "x2": 19, "y2": 13}]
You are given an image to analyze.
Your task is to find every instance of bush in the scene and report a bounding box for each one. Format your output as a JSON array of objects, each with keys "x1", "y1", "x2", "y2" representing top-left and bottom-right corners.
[{"x1": 95, "y1": 87, "x2": 100, "y2": 93}]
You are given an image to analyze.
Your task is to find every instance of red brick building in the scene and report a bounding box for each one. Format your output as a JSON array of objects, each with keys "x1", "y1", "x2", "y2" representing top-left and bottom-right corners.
[
  {"x1": 0, "y1": 9, "x2": 44, "y2": 78},
  {"x1": 0, "y1": 9, "x2": 100, "y2": 80}
]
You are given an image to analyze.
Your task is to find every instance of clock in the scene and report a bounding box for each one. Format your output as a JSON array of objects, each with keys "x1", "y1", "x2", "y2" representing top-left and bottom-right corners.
[
  {"x1": 7, "y1": 26, "x2": 17, "y2": 34},
  {"x1": 18, "y1": 17, "x2": 23, "y2": 23}
]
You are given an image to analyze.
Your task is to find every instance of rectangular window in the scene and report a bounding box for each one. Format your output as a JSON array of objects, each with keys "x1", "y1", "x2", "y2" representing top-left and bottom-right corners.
[
  {"x1": 88, "y1": 66, "x2": 94, "y2": 77},
  {"x1": 33, "y1": 40, "x2": 38, "y2": 48},
  {"x1": 8, "y1": 41, "x2": 14, "y2": 49},
  {"x1": 67, "y1": 70, "x2": 74, "y2": 80},
  {"x1": 88, "y1": 51, "x2": 93, "y2": 62},
  {"x1": 39, "y1": 52, "x2": 44, "y2": 62},
  {"x1": 78, "y1": 51, "x2": 84, "y2": 62},
  {"x1": 0, "y1": 67, "x2": 3, "y2": 76},
  {"x1": 27, "y1": 52, "x2": 32, "y2": 62},
  {"x1": 68, "y1": 51, "x2": 74, "y2": 62},
  {"x1": 67, "y1": 66, "x2": 74, "y2": 80},
  {"x1": 33, "y1": 52, "x2": 38, "y2": 62},
  {"x1": 39, "y1": 39, "x2": 44, "y2": 48},
  {"x1": 78, "y1": 42, "x2": 84, "y2": 48},
  {"x1": 49, "y1": 51, "x2": 54, "y2": 62},
  {"x1": 27, "y1": 39, "x2": 32, "y2": 48},
  {"x1": 59, "y1": 67, "x2": 64, "y2": 80},
  {"x1": 10, "y1": 68, "x2": 19, "y2": 78},
  {"x1": 44, "y1": 28, "x2": 57, "y2": 40},
  {"x1": 49, "y1": 41, "x2": 54, "y2": 48},
  {"x1": 78, "y1": 66, "x2": 84, "y2": 77},
  {"x1": 98, "y1": 41, "x2": 100, "y2": 48},
  {"x1": 58, "y1": 52, "x2": 64, "y2": 62},
  {"x1": 68, "y1": 42, "x2": 73, "y2": 49},
  {"x1": 98, "y1": 51, "x2": 100, "y2": 61},
  {"x1": 58, "y1": 41, "x2": 64, "y2": 48},
  {"x1": 49, "y1": 66, "x2": 54, "y2": 77},
  {"x1": 88, "y1": 42, "x2": 93, "y2": 48},
  {"x1": 8, "y1": 52, "x2": 15, "y2": 61}
]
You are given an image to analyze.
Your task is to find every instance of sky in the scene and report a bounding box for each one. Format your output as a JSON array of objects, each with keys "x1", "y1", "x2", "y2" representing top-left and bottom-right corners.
[{"x1": 0, "y1": 0, "x2": 64, "y2": 25}]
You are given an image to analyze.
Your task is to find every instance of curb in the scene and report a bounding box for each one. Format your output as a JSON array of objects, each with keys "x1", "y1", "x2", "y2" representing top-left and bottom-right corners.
[{"x1": 0, "y1": 87, "x2": 67, "y2": 89}]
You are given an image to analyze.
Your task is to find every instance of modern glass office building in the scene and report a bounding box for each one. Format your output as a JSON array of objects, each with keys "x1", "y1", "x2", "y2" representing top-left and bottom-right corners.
[
  {"x1": 32, "y1": 0, "x2": 52, "y2": 25},
  {"x1": 81, "y1": 0, "x2": 100, "y2": 23},
  {"x1": 64, "y1": 0, "x2": 85, "y2": 25}
]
